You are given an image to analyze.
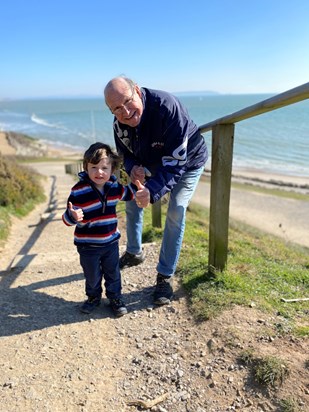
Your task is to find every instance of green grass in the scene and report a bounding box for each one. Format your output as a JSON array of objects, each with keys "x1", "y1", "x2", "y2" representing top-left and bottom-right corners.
[
  {"x1": 17, "y1": 156, "x2": 82, "y2": 164},
  {"x1": 200, "y1": 174, "x2": 309, "y2": 201},
  {"x1": 231, "y1": 181, "x2": 309, "y2": 201},
  {"x1": 137, "y1": 201, "x2": 309, "y2": 333},
  {"x1": 253, "y1": 355, "x2": 290, "y2": 388},
  {"x1": 279, "y1": 398, "x2": 301, "y2": 412},
  {"x1": 0, "y1": 206, "x2": 11, "y2": 244},
  {"x1": 239, "y1": 350, "x2": 290, "y2": 389}
]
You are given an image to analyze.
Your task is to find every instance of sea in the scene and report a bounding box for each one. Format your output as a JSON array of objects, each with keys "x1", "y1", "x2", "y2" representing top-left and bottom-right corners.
[{"x1": 0, "y1": 94, "x2": 308, "y2": 178}]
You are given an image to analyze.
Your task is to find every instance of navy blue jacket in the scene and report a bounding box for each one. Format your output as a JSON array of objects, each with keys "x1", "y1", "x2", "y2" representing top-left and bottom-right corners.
[{"x1": 113, "y1": 87, "x2": 208, "y2": 203}]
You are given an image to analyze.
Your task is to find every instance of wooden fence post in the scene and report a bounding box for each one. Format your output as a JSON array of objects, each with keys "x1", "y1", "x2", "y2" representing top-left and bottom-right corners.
[
  {"x1": 208, "y1": 123, "x2": 235, "y2": 271},
  {"x1": 152, "y1": 199, "x2": 162, "y2": 228}
]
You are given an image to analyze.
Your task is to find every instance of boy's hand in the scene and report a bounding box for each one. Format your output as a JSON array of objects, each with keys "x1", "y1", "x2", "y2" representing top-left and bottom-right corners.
[
  {"x1": 68, "y1": 202, "x2": 84, "y2": 222},
  {"x1": 135, "y1": 180, "x2": 150, "y2": 208}
]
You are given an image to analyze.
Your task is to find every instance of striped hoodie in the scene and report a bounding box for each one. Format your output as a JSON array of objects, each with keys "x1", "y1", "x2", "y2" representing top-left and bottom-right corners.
[{"x1": 62, "y1": 171, "x2": 135, "y2": 246}]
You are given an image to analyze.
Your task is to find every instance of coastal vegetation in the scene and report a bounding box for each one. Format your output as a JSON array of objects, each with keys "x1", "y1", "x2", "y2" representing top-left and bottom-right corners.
[{"x1": 0, "y1": 155, "x2": 45, "y2": 244}]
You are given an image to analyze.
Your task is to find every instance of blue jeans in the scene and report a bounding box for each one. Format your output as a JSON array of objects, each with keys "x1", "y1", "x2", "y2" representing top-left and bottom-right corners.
[
  {"x1": 125, "y1": 165, "x2": 204, "y2": 276},
  {"x1": 77, "y1": 241, "x2": 121, "y2": 299}
]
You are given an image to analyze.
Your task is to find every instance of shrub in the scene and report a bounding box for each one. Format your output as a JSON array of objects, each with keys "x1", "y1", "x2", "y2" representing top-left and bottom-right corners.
[
  {"x1": 0, "y1": 155, "x2": 44, "y2": 210},
  {"x1": 254, "y1": 355, "x2": 289, "y2": 388}
]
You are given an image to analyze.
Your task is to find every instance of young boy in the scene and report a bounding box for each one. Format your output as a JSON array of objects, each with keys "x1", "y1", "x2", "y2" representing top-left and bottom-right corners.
[{"x1": 62, "y1": 142, "x2": 143, "y2": 316}]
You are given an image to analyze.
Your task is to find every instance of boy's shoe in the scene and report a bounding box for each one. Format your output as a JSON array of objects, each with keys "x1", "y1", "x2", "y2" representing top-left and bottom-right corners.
[
  {"x1": 80, "y1": 296, "x2": 101, "y2": 314},
  {"x1": 110, "y1": 298, "x2": 128, "y2": 317},
  {"x1": 119, "y1": 250, "x2": 145, "y2": 269},
  {"x1": 153, "y1": 273, "x2": 173, "y2": 305}
]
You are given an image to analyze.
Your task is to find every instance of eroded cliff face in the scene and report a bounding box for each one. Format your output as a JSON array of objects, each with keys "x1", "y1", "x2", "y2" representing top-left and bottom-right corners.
[{"x1": 2, "y1": 131, "x2": 48, "y2": 157}]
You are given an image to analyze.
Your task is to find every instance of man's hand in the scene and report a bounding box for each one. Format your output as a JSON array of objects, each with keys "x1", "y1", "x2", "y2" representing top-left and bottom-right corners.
[
  {"x1": 135, "y1": 180, "x2": 150, "y2": 208},
  {"x1": 131, "y1": 165, "x2": 145, "y2": 184},
  {"x1": 68, "y1": 202, "x2": 84, "y2": 222}
]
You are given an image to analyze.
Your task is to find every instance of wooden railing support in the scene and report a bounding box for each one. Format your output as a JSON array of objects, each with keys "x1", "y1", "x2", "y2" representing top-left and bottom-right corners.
[
  {"x1": 65, "y1": 162, "x2": 83, "y2": 175},
  {"x1": 208, "y1": 123, "x2": 235, "y2": 271},
  {"x1": 152, "y1": 198, "x2": 162, "y2": 228}
]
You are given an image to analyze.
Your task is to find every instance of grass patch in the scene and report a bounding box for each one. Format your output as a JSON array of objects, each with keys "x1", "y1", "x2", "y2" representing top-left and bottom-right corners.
[
  {"x1": 178, "y1": 203, "x2": 309, "y2": 326},
  {"x1": 200, "y1": 174, "x2": 309, "y2": 201},
  {"x1": 239, "y1": 350, "x2": 290, "y2": 389},
  {"x1": 253, "y1": 355, "x2": 290, "y2": 388},
  {"x1": 17, "y1": 156, "x2": 82, "y2": 164},
  {"x1": 293, "y1": 325, "x2": 309, "y2": 337},
  {"x1": 0, "y1": 206, "x2": 11, "y2": 245},
  {"x1": 279, "y1": 398, "x2": 301, "y2": 412},
  {"x1": 231, "y1": 181, "x2": 309, "y2": 201},
  {"x1": 135, "y1": 200, "x2": 309, "y2": 332}
]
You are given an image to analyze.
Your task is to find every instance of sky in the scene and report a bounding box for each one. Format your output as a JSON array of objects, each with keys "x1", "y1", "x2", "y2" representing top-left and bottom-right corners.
[{"x1": 1, "y1": 0, "x2": 308, "y2": 99}]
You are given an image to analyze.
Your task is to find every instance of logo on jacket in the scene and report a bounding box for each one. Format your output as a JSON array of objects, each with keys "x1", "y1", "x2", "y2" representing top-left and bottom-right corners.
[
  {"x1": 151, "y1": 142, "x2": 164, "y2": 149},
  {"x1": 162, "y1": 136, "x2": 188, "y2": 167},
  {"x1": 114, "y1": 120, "x2": 132, "y2": 153}
]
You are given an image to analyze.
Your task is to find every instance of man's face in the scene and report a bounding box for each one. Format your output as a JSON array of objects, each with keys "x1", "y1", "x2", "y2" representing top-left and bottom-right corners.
[{"x1": 105, "y1": 82, "x2": 143, "y2": 128}]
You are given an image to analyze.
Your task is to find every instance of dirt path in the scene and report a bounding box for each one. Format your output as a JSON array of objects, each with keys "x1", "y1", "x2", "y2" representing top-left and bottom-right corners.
[{"x1": 0, "y1": 161, "x2": 308, "y2": 412}]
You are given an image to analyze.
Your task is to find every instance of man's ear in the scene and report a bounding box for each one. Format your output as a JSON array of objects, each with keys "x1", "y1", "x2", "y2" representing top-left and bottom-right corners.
[{"x1": 135, "y1": 85, "x2": 142, "y2": 98}]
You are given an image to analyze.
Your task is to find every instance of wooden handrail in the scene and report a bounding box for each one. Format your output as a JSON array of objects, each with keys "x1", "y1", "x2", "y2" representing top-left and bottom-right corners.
[
  {"x1": 201, "y1": 81, "x2": 309, "y2": 271},
  {"x1": 199, "y1": 82, "x2": 309, "y2": 133}
]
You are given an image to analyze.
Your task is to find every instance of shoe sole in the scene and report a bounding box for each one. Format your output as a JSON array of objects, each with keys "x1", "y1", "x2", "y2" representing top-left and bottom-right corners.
[
  {"x1": 114, "y1": 308, "x2": 128, "y2": 317},
  {"x1": 154, "y1": 297, "x2": 172, "y2": 305}
]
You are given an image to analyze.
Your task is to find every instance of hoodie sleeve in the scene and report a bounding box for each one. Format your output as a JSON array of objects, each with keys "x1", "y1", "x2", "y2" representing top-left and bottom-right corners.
[
  {"x1": 62, "y1": 192, "x2": 78, "y2": 226},
  {"x1": 119, "y1": 182, "x2": 137, "y2": 201}
]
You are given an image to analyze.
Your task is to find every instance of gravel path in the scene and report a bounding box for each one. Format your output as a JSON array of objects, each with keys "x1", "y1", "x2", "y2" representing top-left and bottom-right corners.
[{"x1": 0, "y1": 161, "x2": 308, "y2": 412}]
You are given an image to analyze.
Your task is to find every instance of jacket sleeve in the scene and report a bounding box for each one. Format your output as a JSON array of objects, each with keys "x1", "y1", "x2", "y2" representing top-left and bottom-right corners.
[
  {"x1": 62, "y1": 193, "x2": 78, "y2": 226},
  {"x1": 144, "y1": 105, "x2": 193, "y2": 203},
  {"x1": 113, "y1": 119, "x2": 139, "y2": 177}
]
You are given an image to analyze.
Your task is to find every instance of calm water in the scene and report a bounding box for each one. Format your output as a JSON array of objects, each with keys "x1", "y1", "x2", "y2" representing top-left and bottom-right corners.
[{"x1": 0, "y1": 94, "x2": 308, "y2": 177}]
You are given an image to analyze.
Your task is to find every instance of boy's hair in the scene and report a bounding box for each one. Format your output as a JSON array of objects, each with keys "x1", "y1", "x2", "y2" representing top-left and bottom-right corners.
[{"x1": 83, "y1": 142, "x2": 122, "y2": 172}]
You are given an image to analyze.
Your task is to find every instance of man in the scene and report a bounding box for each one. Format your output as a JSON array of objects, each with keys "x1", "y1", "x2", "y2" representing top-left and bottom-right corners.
[{"x1": 104, "y1": 76, "x2": 208, "y2": 305}]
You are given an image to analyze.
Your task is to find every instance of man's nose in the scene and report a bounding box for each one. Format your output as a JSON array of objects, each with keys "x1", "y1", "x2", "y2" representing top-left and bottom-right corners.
[{"x1": 122, "y1": 105, "x2": 130, "y2": 115}]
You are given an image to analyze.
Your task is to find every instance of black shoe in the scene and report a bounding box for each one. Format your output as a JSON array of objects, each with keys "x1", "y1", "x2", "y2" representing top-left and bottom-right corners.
[
  {"x1": 119, "y1": 250, "x2": 145, "y2": 269},
  {"x1": 80, "y1": 296, "x2": 101, "y2": 314},
  {"x1": 110, "y1": 298, "x2": 128, "y2": 317},
  {"x1": 154, "y1": 274, "x2": 173, "y2": 305}
]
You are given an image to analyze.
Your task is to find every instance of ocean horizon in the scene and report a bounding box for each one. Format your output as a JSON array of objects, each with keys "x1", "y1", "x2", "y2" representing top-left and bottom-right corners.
[{"x1": 0, "y1": 94, "x2": 308, "y2": 178}]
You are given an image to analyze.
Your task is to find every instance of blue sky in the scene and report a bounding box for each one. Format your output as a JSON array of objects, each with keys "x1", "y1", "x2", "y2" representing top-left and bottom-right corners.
[{"x1": 1, "y1": 0, "x2": 308, "y2": 99}]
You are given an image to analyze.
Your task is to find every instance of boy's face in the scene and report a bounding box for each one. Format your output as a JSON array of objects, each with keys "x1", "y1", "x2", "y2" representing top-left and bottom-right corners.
[{"x1": 87, "y1": 157, "x2": 112, "y2": 188}]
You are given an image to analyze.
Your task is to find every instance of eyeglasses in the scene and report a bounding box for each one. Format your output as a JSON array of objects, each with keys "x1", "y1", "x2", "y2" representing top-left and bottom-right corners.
[{"x1": 110, "y1": 89, "x2": 136, "y2": 116}]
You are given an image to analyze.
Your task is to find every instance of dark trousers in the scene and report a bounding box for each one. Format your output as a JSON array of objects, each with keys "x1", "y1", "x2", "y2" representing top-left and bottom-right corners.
[{"x1": 77, "y1": 241, "x2": 121, "y2": 300}]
